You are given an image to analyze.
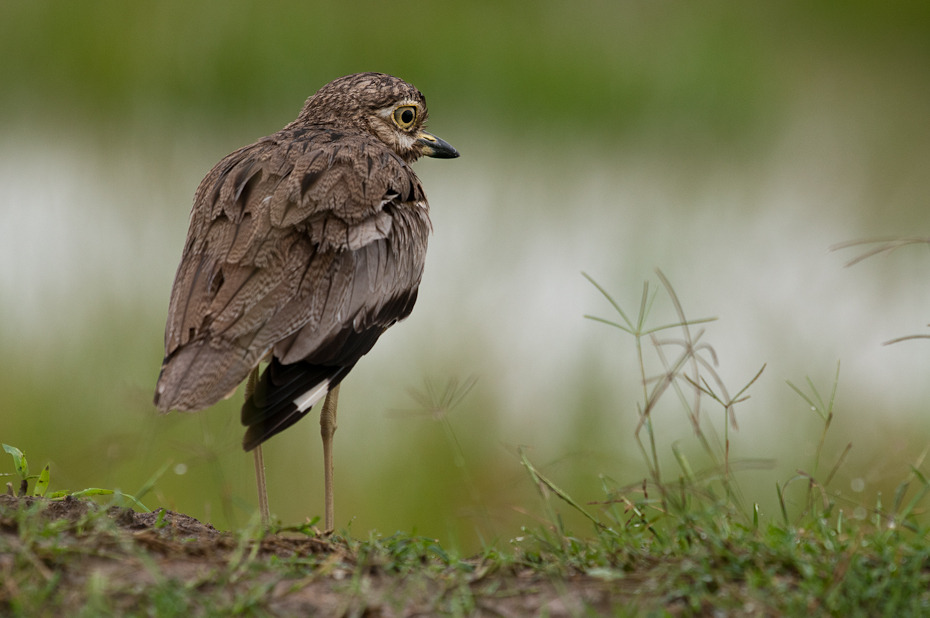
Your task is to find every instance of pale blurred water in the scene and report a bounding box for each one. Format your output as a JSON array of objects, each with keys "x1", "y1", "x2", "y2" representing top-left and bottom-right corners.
[{"x1": 1, "y1": 93, "x2": 929, "y2": 544}]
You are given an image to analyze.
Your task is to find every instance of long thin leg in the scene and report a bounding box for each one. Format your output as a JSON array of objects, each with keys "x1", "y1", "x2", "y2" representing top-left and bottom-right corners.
[
  {"x1": 244, "y1": 366, "x2": 270, "y2": 527},
  {"x1": 253, "y1": 444, "x2": 270, "y2": 527},
  {"x1": 320, "y1": 384, "x2": 340, "y2": 532}
]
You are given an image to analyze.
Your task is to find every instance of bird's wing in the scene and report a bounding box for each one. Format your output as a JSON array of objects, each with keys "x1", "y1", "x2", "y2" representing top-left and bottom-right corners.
[{"x1": 154, "y1": 130, "x2": 430, "y2": 413}]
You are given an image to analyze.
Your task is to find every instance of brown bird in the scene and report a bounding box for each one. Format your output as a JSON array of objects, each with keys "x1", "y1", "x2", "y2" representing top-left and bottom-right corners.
[{"x1": 153, "y1": 72, "x2": 458, "y2": 530}]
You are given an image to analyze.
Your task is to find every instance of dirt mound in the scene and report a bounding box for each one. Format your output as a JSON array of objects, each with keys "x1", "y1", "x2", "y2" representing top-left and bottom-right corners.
[{"x1": 0, "y1": 495, "x2": 622, "y2": 616}]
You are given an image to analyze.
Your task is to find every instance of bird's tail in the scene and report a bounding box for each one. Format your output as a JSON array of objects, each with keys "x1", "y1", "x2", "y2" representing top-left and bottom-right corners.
[{"x1": 153, "y1": 340, "x2": 255, "y2": 412}]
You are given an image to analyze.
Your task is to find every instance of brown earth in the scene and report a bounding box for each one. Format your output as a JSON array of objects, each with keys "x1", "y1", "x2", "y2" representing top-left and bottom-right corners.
[{"x1": 0, "y1": 494, "x2": 667, "y2": 616}]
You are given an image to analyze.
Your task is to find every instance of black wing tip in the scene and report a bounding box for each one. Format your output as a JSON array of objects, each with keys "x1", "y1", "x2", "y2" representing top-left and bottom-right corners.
[
  {"x1": 239, "y1": 359, "x2": 351, "y2": 451},
  {"x1": 242, "y1": 427, "x2": 265, "y2": 452},
  {"x1": 240, "y1": 401, "x2": 312, "y2": 451}
]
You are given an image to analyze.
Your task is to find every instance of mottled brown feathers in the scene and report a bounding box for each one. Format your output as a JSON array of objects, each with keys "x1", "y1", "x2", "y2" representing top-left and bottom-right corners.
[{"x1": 154, "y1": 73, "x2": 456, "y2": 449}]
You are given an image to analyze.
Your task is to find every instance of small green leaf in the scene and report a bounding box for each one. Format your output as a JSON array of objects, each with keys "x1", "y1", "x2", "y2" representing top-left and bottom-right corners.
[
  {"x1": 2, "y1": 444, "x2": 28, "y2": 479},
  {"x1": 112, "y1": 491, "x2": 149, "y2": 511},
  {"x1": 33, "y1": 464, "x2": 50, "y2": 497},
  {"x1": 49, "y1": 489, "x2": 115, "y2": 500},
  {"x1": 69, "y1": 488, "x2": 114, "y2": 498}
]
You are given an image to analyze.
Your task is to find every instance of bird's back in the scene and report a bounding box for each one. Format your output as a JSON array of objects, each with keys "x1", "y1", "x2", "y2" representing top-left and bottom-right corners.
[{"x1": 154, "y1": 122, "x2": 432, "y2": 447}]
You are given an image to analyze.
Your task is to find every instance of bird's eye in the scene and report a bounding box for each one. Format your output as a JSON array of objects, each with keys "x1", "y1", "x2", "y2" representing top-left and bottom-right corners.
[{"x1": 392, "y1": 105, "x2": 417, "y2": 129}]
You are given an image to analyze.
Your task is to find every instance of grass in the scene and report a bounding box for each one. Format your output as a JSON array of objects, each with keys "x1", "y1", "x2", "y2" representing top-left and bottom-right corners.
[
  {"x1": 2, "y1": 271, "x2": 930, "y2": 615},
  {"x1": 834, "y1": 237, "x2": 930, "y2": 345}
]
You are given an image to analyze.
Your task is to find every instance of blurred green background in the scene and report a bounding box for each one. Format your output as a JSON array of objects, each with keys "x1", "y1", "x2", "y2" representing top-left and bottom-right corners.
[{"x1": 2, "y1": 1, "x2": 930, "y2": 551}]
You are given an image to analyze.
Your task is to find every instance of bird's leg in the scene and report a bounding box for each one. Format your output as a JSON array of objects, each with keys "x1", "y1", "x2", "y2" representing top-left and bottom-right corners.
[
  {"x1": 320, "y1": 384, "x2": 340, "y2": 533},
  {"x1": 252, "y1": 444, "x2": 270, "y2": 527},
  {"x1": 244, "y1": 366, "x2": 270, "y2": 527}
]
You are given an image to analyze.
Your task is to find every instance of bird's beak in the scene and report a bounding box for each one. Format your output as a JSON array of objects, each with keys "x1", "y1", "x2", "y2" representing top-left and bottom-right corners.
[{"x1": 417, "y1": 131, "x2": 459, "y2": 159}]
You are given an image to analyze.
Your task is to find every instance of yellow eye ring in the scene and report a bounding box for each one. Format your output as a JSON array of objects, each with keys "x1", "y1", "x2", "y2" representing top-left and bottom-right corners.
[{"x1": 392, "y1": 105, "x2": 418, "y2": 129}]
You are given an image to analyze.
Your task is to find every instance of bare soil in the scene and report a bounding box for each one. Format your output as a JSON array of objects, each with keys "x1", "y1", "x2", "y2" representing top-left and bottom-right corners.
[{"x1": 0, "y1": 495, "x2": 655, "y2": 616}]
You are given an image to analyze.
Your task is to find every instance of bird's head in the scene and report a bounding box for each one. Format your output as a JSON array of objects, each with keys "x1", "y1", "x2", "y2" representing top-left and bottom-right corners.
[{"x1": 297, "y1": 72, "x2": 459, "y2": 163}]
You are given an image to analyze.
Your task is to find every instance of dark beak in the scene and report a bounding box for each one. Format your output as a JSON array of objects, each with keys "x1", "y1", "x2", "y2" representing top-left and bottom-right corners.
[{"x1": 417, "y1": 131, "x2": 459, "y2": 159}]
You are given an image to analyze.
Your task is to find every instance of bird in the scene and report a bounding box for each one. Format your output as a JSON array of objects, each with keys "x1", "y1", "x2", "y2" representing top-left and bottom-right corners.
[{"x1": 152, "y1": 72, "x2": 458, "y2": 530}]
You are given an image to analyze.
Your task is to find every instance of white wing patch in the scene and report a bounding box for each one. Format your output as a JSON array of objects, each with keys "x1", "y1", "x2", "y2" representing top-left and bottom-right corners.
[{"x1": 293, "y1": 379, "x2": 331, "y2": 412}]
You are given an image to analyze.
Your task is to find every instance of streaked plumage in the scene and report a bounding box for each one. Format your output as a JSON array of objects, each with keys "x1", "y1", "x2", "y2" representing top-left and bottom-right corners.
[{"x1": 154, "y1": 73, "x2": 457, "y2": 470}]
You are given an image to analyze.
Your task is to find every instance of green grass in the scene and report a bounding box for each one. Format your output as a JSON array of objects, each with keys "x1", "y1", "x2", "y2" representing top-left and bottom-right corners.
[
  {"x1": 3, "y1": 491, "x2": 928, "y2": 615},
  {"x1": 3, "y1": 272, "x2": 929, "y2": 615}
]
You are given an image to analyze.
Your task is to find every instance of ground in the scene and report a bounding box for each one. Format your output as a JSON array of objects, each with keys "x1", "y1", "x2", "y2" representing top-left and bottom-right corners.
[
  {"x1": 5, "y1": 491, "x2": 928, "y2": 616},
  {"x1": 0, "y1": 495, "x2": 651, "y2": 616}
]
